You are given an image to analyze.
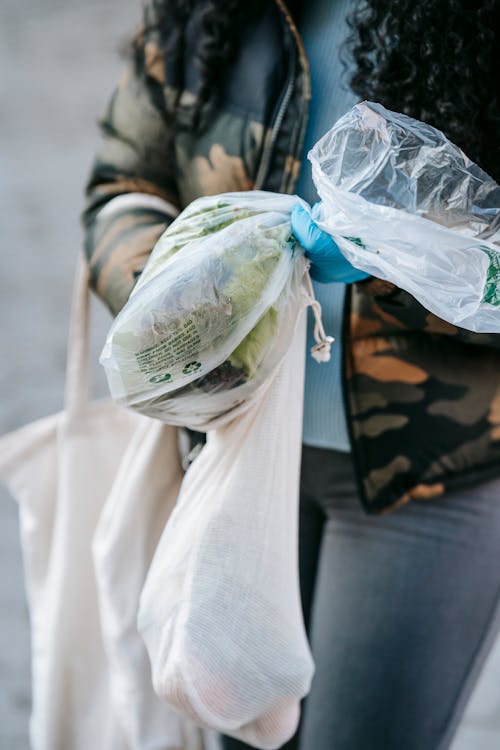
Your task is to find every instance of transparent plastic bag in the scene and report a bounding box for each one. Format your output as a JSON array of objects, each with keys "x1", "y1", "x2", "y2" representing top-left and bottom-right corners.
[
  {"x1": 99, "y1": 192, "x2": 318, "y2": 428},
  {"x1": 310, "y1": 101, "x2": 500, "y2": 332}
]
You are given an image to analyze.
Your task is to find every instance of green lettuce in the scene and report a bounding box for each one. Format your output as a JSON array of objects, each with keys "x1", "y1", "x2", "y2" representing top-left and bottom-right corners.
[{"x1": 133, "y1": 200, "x2": 293, "y2": 391}]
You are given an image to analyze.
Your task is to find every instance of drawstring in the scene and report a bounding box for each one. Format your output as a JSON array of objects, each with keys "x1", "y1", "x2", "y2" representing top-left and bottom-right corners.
[{"x1": 303, "y1": 268, "x2": 335, "y2": 363}]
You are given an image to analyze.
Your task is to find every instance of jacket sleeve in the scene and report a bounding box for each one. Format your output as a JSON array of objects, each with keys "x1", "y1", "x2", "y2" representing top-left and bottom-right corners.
[
  {"x1": 357, "y1": 278, "x2": 500, "y2": 349},
  {"x1": 82, "y1": 13, "x2": 179, "y2": 316}
]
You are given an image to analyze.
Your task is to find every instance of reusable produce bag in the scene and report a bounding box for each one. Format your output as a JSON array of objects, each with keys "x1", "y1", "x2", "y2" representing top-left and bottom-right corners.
[
  {"x1": 310, "y1": 101, "x2": 500, "y2": 332},
  {"x1": 117, "y1": 197, "x2": 327, "y2": 747},
  {"x1": 138, "y1": 308, "x2": 314, "y2": 750}
]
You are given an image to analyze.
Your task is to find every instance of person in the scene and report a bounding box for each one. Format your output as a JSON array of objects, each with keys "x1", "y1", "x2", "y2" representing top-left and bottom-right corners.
[{"x1": 82, "y1": 1, "x2": 500, "y2": 748}]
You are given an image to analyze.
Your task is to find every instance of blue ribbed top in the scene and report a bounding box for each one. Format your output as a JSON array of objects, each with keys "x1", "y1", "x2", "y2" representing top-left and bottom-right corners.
[{"x1": 296, "y1": 0, "x2": 358, "y2": 451}]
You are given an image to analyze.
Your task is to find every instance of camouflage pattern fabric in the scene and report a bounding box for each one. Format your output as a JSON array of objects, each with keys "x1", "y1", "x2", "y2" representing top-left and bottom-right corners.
[
  {"x1": 82, "y1": 0, "x2": 500, "y2": 513},
  {"x1": 83, "y1": 46, "x2": 179, "y2": 314},
  {"x1": 348, "y1": 283, "x2": 500, "y2": 512}
]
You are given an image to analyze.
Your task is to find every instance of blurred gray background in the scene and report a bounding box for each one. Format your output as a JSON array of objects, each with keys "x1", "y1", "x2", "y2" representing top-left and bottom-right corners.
[
  {"x1": 0, "y1": 1, "x2": 137, "y2": 746},
  {"x1": 0, "y1": 1, "x2": 499, "y2": 748}
]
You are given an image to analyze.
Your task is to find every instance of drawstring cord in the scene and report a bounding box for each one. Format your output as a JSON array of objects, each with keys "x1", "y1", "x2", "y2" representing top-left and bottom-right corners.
[{"x1": 303, "y1": 267, "x2": 335, "y2": 363}]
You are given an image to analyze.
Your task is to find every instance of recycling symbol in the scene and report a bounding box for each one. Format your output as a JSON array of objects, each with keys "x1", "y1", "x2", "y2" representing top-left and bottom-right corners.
[{"x1": 183, "y1": 361, "x2": 202, "y2": 375}]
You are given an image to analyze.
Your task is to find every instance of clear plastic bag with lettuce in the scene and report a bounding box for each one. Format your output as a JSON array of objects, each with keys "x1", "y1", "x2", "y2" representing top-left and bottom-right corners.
[
  {"x1": 309, "y1": 101, "x2": 500, "y2": 332},
  {"x1": 99, "y1": 192, "x2": 328, "y2": 428},
  {"x1": 100, "y1": 101, "x2": 500, "y2": 428}
]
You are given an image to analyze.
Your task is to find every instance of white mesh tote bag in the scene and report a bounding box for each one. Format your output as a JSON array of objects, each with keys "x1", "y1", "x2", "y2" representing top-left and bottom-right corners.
[{"x1": 138, "y1": 307, "x2": 315, "y2": 750}]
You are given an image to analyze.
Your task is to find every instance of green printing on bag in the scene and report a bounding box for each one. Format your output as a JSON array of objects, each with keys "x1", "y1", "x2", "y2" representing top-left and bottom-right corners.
[
  {"x1": 343, "y1": 235, "x2": 366, "y2": 249},
  {"x1": 481, "y1": 246, "x2": 500, "y2": 306}
]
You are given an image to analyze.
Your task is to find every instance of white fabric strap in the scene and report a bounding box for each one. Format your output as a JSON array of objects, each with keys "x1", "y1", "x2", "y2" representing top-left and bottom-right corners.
[
  {"x1": 95, "y1": 192, "x2": 180, "y2": 222},
  {"x1": 64, "y1": 253, "x2": 91, "y2": 414}
]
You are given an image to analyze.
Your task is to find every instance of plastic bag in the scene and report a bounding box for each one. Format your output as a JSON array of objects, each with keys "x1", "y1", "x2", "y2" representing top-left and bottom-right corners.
[
  {"x1": 310, "y1": 101, "x2": 500, "y2": 332},
  {"x1": 100, "y1": 192, "x2": 319, "y2": 428},
  {"x1": 138, "y1": 310, "x2": 314, "y2": 750}
]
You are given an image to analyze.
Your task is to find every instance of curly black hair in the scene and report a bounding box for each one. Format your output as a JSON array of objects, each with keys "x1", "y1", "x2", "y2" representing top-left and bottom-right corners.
[
  {"x1": 347, "y1": 0, "x2": 500, "y2": 181},
  {"x1": 136, "y1": 0, "x2": 499, "y2": 180}
]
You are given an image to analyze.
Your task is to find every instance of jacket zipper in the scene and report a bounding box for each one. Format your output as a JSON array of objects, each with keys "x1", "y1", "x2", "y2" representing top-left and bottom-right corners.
[
  {"x1": 255, "y1": 46, "x2": 296, "y2": 188},
  {"x1": 255, "y1": 0, "x2": 310, "y2": 189},
  {"x1": 268, "y1": 0, "x2": 361, "y2": 503}
]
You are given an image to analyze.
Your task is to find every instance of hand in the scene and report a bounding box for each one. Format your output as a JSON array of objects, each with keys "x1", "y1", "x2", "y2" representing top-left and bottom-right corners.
[{"x1": 291, "y1": 203, "x2": 369, "y2": 284}]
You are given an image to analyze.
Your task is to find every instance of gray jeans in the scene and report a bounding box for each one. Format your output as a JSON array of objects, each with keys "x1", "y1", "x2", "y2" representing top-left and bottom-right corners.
[{"x1": 221, "y1": 445, "x2": 500, "y2": 750}]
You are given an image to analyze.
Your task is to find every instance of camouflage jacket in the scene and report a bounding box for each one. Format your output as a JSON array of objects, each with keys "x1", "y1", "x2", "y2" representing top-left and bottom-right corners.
[{"x1": 83, "y1": 0, "x2": 500, "y2": 514}]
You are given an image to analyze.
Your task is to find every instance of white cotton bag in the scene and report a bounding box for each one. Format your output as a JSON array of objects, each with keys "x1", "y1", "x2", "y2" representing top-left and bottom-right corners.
[
  {"x1": 91, "y1": 416, "x2": 198, "y2": 750},
  {"x1": 0, "y1": 256, "x2": 204, "y2": 750},
  {"x1": 138, "y1": 307, "x2": 314, "y2": 749}
]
